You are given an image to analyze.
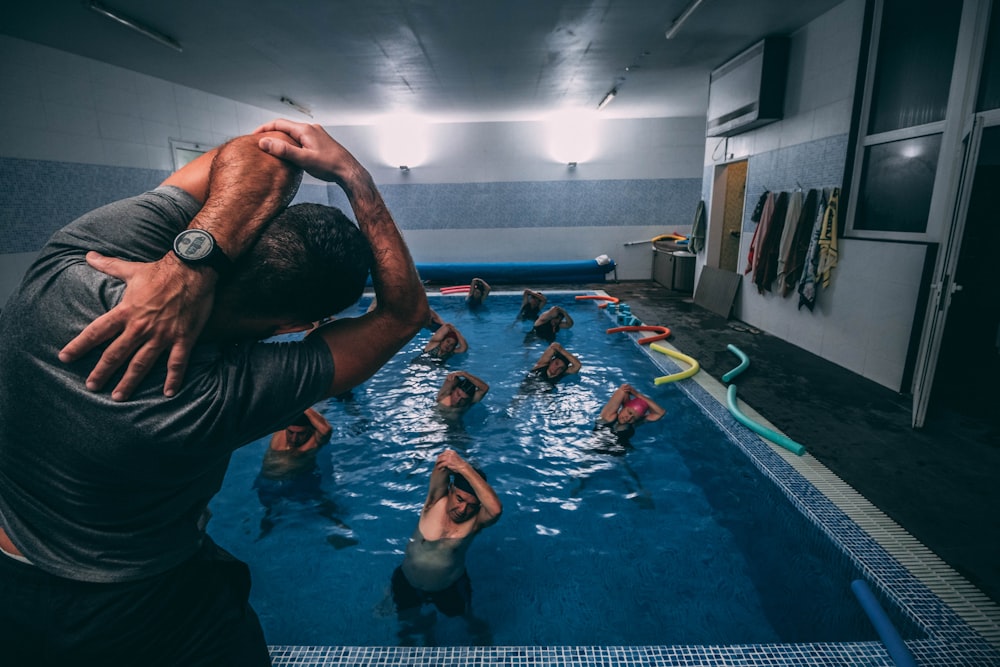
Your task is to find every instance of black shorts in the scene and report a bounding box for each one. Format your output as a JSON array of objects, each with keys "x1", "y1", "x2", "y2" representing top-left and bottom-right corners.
[
  {"x1": 391, "y1": 565, "x2": 472, "y2": 617},
  {"x1": 0, "y1": 537, "x2": 271, "y2": 667}
]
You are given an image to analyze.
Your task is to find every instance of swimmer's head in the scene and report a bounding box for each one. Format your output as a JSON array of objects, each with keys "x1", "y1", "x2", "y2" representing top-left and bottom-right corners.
[
  {"x1": 620, "y1": 396, "x2": 649, "y2": 424},
  {"x1": 439, "y1": 330, "x2": 459, "y2": 353},
  {"x1": 546, "y1": 352, "x2": 569, "y2": 379},
  {"x1": 284, "y1": 412, "x2": 316, "y2": 448},
  {"x1": 448, "y1": 466, "x2": 487, "y2": 523},
  {"x1": 451, "y1": 376, "x2": 478, "y2": 406}
]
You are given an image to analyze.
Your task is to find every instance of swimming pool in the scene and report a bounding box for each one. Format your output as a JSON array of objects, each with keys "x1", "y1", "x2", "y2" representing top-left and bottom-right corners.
[{"x1": 208, "y1": 291, "x2": 1000, "y2": 665}]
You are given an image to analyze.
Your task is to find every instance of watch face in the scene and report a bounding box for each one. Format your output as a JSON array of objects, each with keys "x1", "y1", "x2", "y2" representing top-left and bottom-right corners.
[{"x1": 174, "y1": 229, "x2": 215, "y2": 261}]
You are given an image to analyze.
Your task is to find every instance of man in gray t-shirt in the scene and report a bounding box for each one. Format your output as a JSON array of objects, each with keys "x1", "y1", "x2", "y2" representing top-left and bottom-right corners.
[{"x1": 0, "y1": 120, "x2": 429, "y2": 665}]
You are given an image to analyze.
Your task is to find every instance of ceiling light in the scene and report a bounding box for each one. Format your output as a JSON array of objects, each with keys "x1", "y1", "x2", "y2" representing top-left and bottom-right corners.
[
  {"x1": 280, "y1": 96, "x2": 313, "y2": 118},
  {"x1": 665, "y1": 0, "x2": 707, "y2": 40},
  {"x1": 87, "y1": 1, "x2": 182, "y2": 53},
  {"x1": 597, "y1": 88, "x2": 618, "y2": 111}
]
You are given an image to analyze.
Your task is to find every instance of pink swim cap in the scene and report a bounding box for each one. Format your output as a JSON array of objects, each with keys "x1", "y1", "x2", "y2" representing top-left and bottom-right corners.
[{"x1": 623, "y1": 397, "x2": 649, "y2": 417}]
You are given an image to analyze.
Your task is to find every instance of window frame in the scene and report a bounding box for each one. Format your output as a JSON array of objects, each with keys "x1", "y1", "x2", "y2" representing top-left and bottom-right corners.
[{"x1": 844, "y1": 0, "x2": 985, "y2": 243}]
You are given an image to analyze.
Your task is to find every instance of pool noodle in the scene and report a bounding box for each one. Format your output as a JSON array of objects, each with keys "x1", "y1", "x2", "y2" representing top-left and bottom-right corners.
[
  {"x1": 606, "y1": 325, "x2": 672, "y2": 344},
  {"x1": 726, "y1": 385, "x2": 806, "y2": 456},
  {"x1": 649, "y1": 343, "x2": 700, "y2": 384},
  {"x1": 440, "y1": 285, "x2": 471, "y2": 294},
  {"x1": 722, "y1": 343, "x2": 750, "y2": 383},
  {"x1": 575, "y1": 294, "x2": 619, "y2": 309},
  {"x1": 850, "y1": 579, "x2": 918, "y2": 667}
]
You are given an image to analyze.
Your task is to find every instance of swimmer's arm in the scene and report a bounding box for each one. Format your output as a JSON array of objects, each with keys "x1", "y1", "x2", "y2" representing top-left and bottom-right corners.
[
  {"x1": 304, "y1": 407, "x2": 333, "y2": 445},
  {"x1": 558, "y1": 307, "x2": 574, "y2": 328},
  {"x1": 437, "y1": 372, "x2": 461, "y2": 402},
  {"x1": 59, "y1": 132, "x2": 303, "y2": 401},
  {"x1": 424, "y1": 457, "x2": 453, "y2": 512},
  {"x1": 632, "y1": 389, "x2": 666, "y2": 423},
  {"x1": 461, "y1": 371, "x2": 490, "y2": 403},
  {"x1": 555, "y1": 343, "x2": 582, "y2": 374},
  {"x1": 256, "y1": 120, "x2": 430, "y2": 397},
  {"x1": 599, "y1": 384, "x2": 630, "y2": 422},
  {"x1": 451, "y1": 327, "x2": 469, "y2": 353},
  {"x1": 532, "y1": 307, "x2": 558, "y2": 327},
  {"x1": 425, "y1": 323, "x2": 452, "y2": 350}
]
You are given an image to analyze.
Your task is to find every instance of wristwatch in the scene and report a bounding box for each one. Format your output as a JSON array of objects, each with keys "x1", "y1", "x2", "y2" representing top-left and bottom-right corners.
[{"x1": 172, "y1": 229, "x2": 232, "y2": 274}]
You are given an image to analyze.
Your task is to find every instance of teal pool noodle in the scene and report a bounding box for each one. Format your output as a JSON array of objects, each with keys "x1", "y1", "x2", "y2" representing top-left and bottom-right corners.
[
  {"x1": 851, "y1": 579, "x2": 918, "y2": 667},
  {"x1": 726, "y1": 385, "x2": 806, "y2": 456},
  {"x1": 723, "y1": 344, "x2": 750, "y2": 383}
]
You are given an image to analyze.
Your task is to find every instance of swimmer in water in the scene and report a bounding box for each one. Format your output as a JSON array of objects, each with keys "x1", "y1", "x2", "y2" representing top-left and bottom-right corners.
[
  {"x1": 390, "y1": 449, "x2": 501, "y2": 644},
  {"x1": 423, "y1": 323, "x2": 469, "y2": 360},
  {"x1": 531, "y1": 305, "x2": 574, "y2": 342},
  {"x1": 594, "y1": 383, "x2": 666, "y2": 443},
  {"x1": 437, "y1": 371, "x2": 489, "y2": 410},
  {"x1": 517, "y1": 289, "x2": 547, "y2": 321},
  {"x1": 526, "y1": 342, "x2": 582, "y2": 384},
  {"x1": 466, "y1": 278, "x2": 491, "y2": 308}
]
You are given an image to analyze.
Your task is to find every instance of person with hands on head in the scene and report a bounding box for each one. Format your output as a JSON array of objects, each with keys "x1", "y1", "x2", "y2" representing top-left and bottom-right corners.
[
  {"x1": 595, "y1": 383, "x2": 666, "y2": 443},
  {"x1": 391, "y1": 449, "x2": 501, "y2": 641},
  {"x1": 466, "y1": 277, "x2": 491, "y2": 308},
  {"x1": 532, "y1": 305, "x2": 574, "y2": 342},
  {"x1": 517, "y1": 289, "x2": 546, "y2": 320},
  {"x1": 527, "y1": 342, "x2": 581, "y2": 384},
  {"x1": 0, "y1": 119, "x2": 429, "y2": 666},
  {"x1": 437, "y1": 371, "x2": 489, "y2": 410},
  {"x1": 423, "y1": 322, "x2": 469, "y2": 361}
]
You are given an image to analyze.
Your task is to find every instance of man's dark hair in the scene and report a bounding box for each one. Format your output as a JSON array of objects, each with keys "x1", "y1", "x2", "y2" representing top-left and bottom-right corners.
[
  {"x1": 453, "y1": 465, "x2": 487, "y2": 500},
  {"x1": 220, "y1": 203, "x2": 373, "y2": 322}
]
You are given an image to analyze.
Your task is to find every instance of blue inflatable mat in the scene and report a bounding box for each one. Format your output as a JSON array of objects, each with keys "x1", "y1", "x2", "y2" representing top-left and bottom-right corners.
[{"x1": 417, "y1": 259, "x2": 616, "y2": 284}]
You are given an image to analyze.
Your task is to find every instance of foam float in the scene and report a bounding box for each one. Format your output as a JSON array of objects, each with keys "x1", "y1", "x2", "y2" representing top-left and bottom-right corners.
[{"x1": 649, "y1": 343, "x2": 700, "y2": 384}]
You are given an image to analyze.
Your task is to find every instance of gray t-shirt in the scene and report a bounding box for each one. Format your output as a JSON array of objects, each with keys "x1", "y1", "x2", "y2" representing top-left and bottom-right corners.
[{"x1": 0, "y1": 186, "x2": 334, "y2": 582}]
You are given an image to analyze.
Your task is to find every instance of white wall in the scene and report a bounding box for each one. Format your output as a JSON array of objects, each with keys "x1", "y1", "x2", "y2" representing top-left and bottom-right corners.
[
  {"x1": 0, "y1": 34, "x2": 705, "y2": 289},
  {"x1": 697, "y1": 0, "x2": 927, "y2": 391}
]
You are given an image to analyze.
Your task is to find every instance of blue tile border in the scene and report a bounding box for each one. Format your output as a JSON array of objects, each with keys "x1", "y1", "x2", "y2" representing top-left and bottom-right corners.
[{"x1": 267, "y1": 291, "x2": 1000, "y2": 667}]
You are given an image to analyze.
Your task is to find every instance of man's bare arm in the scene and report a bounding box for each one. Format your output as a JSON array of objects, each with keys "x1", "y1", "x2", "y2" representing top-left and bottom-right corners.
[{"x1": 254, "y1": 120, "x2": 430, "y2": 397}]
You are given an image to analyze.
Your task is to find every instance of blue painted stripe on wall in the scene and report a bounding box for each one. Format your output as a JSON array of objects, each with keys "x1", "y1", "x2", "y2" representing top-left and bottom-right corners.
[
  {"x1": 1, "y1": 158, "x2": 168, "y2": 254},
  {"x1": 742, "y1": 134, "x2": 848, "y2": 231},
  {"x1": 1, "y1": 156, "x2": 701, "y2": 253},
  {"x1": 330, "y1": 178, "x2": 703, "y2": 231}
]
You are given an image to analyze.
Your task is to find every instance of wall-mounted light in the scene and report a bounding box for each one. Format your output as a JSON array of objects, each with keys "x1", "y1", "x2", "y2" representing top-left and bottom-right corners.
[
  {"x1": 379, "y1": 115, "x2": 429, "y2": 169},
  {"x1": 546, "y1": 111, "x2": 598, "y2": 165},
  {"x1": 597, "y1": 88, "x2": 618, "y2": 111},
  {"x1": 665, "y1": 0, "x2": 706, "y2": 39},
  {"x1": 87, "y1": 0, "x2": 182, "y2": 52},
  {"x1": 280, "y1": 96, "x2": 313, "y2": 118}
]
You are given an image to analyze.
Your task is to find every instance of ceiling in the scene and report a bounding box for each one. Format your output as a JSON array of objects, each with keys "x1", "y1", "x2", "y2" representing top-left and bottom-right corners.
[{"x1": 2, "y1": 0, "x2": 844, "y2": 125}]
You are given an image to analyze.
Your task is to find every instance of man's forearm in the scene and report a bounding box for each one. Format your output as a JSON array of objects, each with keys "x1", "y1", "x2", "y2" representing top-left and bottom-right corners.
[
  {"x1": 341, "y1": 169, "x2": 427, "y2": 329},
  {"x1": 191, "y1": 133, "x2": 303, "y2": 260}
]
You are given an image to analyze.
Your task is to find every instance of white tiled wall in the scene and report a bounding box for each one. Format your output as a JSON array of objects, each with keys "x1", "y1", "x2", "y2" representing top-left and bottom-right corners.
[{"x1": 0, "y1": 35, "x2": 274, "y2": 170}]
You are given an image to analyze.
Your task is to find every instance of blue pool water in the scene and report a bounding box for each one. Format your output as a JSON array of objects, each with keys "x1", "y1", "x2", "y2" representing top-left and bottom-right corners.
[{"x1": 208, "y1": 292, "x2": 920, "y2": 648}]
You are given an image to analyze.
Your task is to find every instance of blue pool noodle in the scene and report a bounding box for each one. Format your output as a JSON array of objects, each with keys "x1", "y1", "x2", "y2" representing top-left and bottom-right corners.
[
  {"x1": 722, "y1": 343, "x2": 749, "y2": 383},
  {"x1": 726, "y1": 385, "x2": 806, "y2": 456},
  {"x1": 851, "y1": 579, "x2": 918, "y2": 667}
]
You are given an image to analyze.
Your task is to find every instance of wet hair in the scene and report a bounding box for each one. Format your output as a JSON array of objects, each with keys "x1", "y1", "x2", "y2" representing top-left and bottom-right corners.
[
  {"x1": 453, "y1": 464, "x2": 487, "y2": 500},
  {"x1": 218, "y1": 203, "x2": 374, "y2": 323}
]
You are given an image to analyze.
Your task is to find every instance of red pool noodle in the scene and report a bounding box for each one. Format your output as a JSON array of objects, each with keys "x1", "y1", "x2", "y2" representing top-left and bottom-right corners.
[
  {"x1": 575, "y1": 294, "x2": 620, "y2": 309},
  {"x1": 606, "y1": 325, "x2": 672, "y2": 344}
]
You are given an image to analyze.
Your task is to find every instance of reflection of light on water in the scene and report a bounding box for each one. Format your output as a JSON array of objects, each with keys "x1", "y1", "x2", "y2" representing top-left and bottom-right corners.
[{"x1": 535, "y1": 525, "x2": 561, "y2": 536}]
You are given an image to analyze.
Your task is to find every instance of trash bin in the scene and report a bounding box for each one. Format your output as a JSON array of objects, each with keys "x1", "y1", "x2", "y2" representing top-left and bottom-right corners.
[
  {"x1": 672, "y1": 251, "x2": 696, "y2": 293},
  {"x1": 652, "y1": 248, "x2": 695, "y2": 293}
]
